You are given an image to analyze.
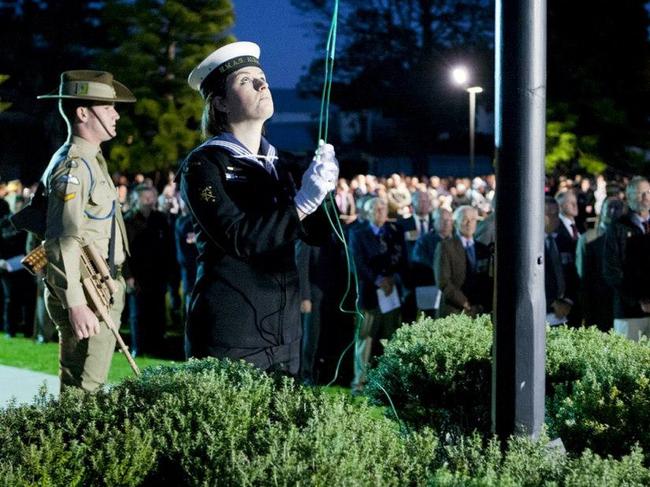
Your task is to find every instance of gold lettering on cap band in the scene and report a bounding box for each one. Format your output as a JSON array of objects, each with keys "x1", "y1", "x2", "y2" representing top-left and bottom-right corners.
[
  {"x1": 61, "y1": 81, "x2": 117, "y2": 99},
  {"x1": 217, "y1": 56, "x2": 260, "y2": 74}
]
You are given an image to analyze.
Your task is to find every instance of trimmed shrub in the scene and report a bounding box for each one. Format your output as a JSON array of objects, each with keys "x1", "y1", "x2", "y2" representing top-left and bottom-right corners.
[
  {"x1": 366, "y1": 314, "x2": 492, "y2": 437},
  {"x1": 546, "y1": 326, "x2": 650, "y2": 459},
  {"x1": 366, "y1": 314, "x2": 650, "y2": 461},
  {"x1": 2, "y1": 357, "x2": 650, "y2": 485}
]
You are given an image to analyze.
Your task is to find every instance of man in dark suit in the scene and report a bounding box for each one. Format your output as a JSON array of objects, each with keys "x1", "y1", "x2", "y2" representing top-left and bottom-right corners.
[
  {"x1": 544, "y1": 197, "x2": 572, "y2": 324},
  {"x1": 434, "y1": 206, "x2": 492, "y2": 317},
  {"x1": 295, "y1": 237, "x2": 339, "y2": 385},
  {"x1": 603, "y1": 176, "x2": 650, "y2": 341},
  {"x1": 411, "y1": 207, "x2": 453, "y2": 287},
  {"x1": 124, "y1": 185, "x2": 176, "y2": 356},
  {"x1": 398, "y1": 190, "x2": 435, "y2": 258},
  {"x1": 410, "y1": 207, "x2": 454, "y2": 317},
  {"x1": 349, "y1": 197, "x2": 407, "y2": 393},
  {"x1": 576, "y1": 197, "x2": 625, "y2": 331},
  {"x1": 397, "y1": 189, "x2": 435, "y2": 322},
  {"x1": 554, "y1": 190, "x2": 582, "y2": 325}
]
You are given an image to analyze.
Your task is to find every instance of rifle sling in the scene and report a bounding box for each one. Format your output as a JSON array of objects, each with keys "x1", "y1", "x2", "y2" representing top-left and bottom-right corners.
[{"x1": 108, "y1": 211, "x2": 116, "y2": 280}]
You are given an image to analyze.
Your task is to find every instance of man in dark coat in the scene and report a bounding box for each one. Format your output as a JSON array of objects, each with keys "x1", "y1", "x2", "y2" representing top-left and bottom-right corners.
[
  {"x1": 295, "y1": 237, "x2": 340, "y2": 385},
  {"x1": 349, "y1": 197, "x2": 407, "y2": 393},
  {"x1": 576, "y1": 197, "x2": 625, "y2": 331},
  {"x1": 411, "y1": 207, "x2": 453, "y2": 285},
  {"x1": 554, "y1": 190, "x2": 582, "y2": 325},
  {"x1": 397, "y1": 189, "x2": 434, "y2": 322},
  {"x1": 124, "y1": 185, "x2": 176, "y2": 356},
  {"x1": 174, "y1": 200, "x2": 198, "y2": 317},
  {"x1": 544, "y1": 197, "x2": 572, "y2": 325},
  {"x1": 603, "y1": 176, "x2": 650, "y2": 341}
]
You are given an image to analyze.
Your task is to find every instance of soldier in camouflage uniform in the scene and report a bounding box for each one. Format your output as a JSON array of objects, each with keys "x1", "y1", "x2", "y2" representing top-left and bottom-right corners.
[{"x1": 38, "y1": 70, "x2": 135, "y2": 392}]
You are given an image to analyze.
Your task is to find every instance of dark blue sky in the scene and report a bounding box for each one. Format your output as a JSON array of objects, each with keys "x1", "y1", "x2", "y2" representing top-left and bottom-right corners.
[{"x1": 230, "y1": 0, "x2": 320, "y2": 88}]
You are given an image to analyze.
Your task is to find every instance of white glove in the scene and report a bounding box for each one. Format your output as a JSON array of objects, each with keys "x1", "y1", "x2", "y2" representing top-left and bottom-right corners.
[{"x1": 294, "y1": 140, "x2": 340, "y2": 215}]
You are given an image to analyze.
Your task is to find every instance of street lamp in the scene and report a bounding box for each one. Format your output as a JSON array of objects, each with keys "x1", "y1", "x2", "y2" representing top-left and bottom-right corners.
[
  {"x1": 451, "y1": 66, "x2": 483, "y2": 177},
  {"x1": 451, "y1": 66, "x2": 469, "y2": 86},
  {"x1": 466, "y1": 86, "x2": 483, "y2": 178}
]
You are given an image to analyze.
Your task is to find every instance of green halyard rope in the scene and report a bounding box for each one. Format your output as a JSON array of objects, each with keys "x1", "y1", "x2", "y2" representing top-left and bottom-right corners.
[
  {"x1": 313, "y1": 0, "x2": 402, "y2": 428},
  {"x1": 316, "y1": 0, "x2": 367, "y2": 389},
  {"x1": 317, "y1": 0, "x2": 339, "y2": 143}
]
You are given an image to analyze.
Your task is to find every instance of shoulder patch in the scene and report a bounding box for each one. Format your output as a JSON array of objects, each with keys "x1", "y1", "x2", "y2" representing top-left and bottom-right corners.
[
  {"x1": 56, "y1": 174, "x2": 80, "y2": 186},
  {"x1": 52, "y1": 173, "x2": 81, "y2": 202}
]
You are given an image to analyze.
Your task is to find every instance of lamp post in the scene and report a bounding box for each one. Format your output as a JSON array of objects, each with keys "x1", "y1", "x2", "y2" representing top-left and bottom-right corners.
[
  {"x1": 451, "y1": 66, "x2": 483, "y2": 177},
  {"x1": 467, "y1": 86, "x2": 483, "y2": 178}
]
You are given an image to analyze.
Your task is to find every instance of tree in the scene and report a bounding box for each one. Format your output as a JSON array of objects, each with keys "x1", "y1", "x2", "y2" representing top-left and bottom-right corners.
[
  {"x1": 0, "y1": 1, "x2": 109, "y2": 111},
  {"x1": 291, "y1": 0, "x2": 494, "y2": 158},
  {"x1": 545, "y1": 109, "x2": 607, "y2": 176},
  {"x1": 547, "y1": 0, "x2": 649, "y2": 173},
  {"x1": 0, "y1": 76, "x2": 11, "y2": 112},
  {"x1": 0, "y1": 1, "x2": 114, "y2": 184},
  {"x1": 99, "y1": 0, "x2": 235, "y2": 173}
]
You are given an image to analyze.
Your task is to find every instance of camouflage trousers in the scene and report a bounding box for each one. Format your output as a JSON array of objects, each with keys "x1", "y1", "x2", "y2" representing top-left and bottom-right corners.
[{"x1": 45, "y1": 275, "x2": 126, "y2": 393}]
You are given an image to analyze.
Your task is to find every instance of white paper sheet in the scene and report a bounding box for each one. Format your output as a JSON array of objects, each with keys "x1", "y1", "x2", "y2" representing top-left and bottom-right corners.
[
  {"x1": 377, "y1": 287, "x2": 401, "y2": 314},
  {"x1": 5, "y1": 255, "x2": 25, "y2": 273},
  {"x1": 415, "y1": 285, "x2": 442, "y2": 311},
  {"x1": 546, "y1": 312, "x2": 567, "y2": 326}
]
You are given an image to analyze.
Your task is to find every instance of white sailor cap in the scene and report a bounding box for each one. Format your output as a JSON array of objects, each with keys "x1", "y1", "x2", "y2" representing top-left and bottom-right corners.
[{"x1": 188, "y1": 41, "x2": 261, "y2": 96}]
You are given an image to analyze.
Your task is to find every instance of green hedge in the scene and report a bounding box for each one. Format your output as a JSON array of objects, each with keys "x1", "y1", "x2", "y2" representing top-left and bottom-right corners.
[
  {"x1": 0, "y1": 359, "x2": 436, "y2": 486},
  {"x1": 366, "y1": 315, "x2": 650, "y2": 461},
  {"x1": 2, "y1": 358, "x2": 649, "y2": 485}
]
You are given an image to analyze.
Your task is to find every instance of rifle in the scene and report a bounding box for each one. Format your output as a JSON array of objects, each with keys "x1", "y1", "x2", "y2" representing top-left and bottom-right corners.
[{"x1": 22, "y1": 244, "x2": 140, "y2": 376}]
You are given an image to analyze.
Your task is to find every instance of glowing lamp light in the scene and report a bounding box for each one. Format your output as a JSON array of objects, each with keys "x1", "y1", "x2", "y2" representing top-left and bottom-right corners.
[{"x1": 451, "y1": 66, "x2": 469, "y2": 86}]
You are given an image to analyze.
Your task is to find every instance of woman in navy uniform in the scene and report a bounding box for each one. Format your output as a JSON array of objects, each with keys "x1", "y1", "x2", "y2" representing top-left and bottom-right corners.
[{"x1": 180, "y1": 42, "x2": 339, "y2": 375}]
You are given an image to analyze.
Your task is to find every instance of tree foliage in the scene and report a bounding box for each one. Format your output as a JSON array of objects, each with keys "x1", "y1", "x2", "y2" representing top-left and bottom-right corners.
[
  {"x1": 99, "y1": 0, "x2": 235, "y2": 173},
  {"x1": 0, "y1": 75, "x2": 11, "y2": 112},
  {"x1": 545, "y1": 105, "x2": 607, "y2": 176},
  {"x1": 292, "y1": 0, "x2": 494, "y2": 156},
  {"x1": 546, "y1": 0, "x2": 649, "y2": 173},
  {"x1": 0, "y1": 1, "x2": 109, "y2": 110}
]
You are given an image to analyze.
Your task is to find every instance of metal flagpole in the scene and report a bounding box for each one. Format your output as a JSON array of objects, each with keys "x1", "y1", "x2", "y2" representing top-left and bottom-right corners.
[{"x1": 493, "y1": 0, "x2": 547, "y2": 439}]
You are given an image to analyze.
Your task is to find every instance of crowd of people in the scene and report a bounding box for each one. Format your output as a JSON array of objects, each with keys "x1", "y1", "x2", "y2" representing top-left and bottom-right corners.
[
  {"x1": 297, "y1": 171, "x2": 648, "y2": 390},
  {"x1": 2, "y1": 169, "x2": 645, "y2": 389}
]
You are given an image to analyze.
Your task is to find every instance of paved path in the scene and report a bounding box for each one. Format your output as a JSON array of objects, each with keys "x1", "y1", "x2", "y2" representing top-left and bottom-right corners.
[{"x1": 0, "y1": 365, "x2": 59, "y2": 408}]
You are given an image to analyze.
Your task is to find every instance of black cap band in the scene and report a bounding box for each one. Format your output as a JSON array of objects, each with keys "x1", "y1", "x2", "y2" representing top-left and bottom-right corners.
[{"x1": 199, "y1": 55, "x2": 261, "y2": 98}]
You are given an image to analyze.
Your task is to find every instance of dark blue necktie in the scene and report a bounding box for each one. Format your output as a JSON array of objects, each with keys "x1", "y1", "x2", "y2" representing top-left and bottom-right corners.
[{"x1": 466, "y1": 243, "x2": 476, "y2": 271}]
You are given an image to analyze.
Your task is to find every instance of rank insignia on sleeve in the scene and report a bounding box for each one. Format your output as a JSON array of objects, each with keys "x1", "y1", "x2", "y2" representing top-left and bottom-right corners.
[
  {"x1": 58, "y1": 192, "x2": 76, "y2": 202},
  {"x1": 200, "y1": 186, "x2": 216, "y2": 203}
]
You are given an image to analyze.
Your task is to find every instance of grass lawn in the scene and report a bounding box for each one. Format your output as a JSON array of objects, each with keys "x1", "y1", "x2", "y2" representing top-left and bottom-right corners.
[
  {"x1": 0, "y1": 336, "x2": 174, "y2": 383},
  {"x1": 0, "y1": 338, "x2": 367, "y2": 408}
]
